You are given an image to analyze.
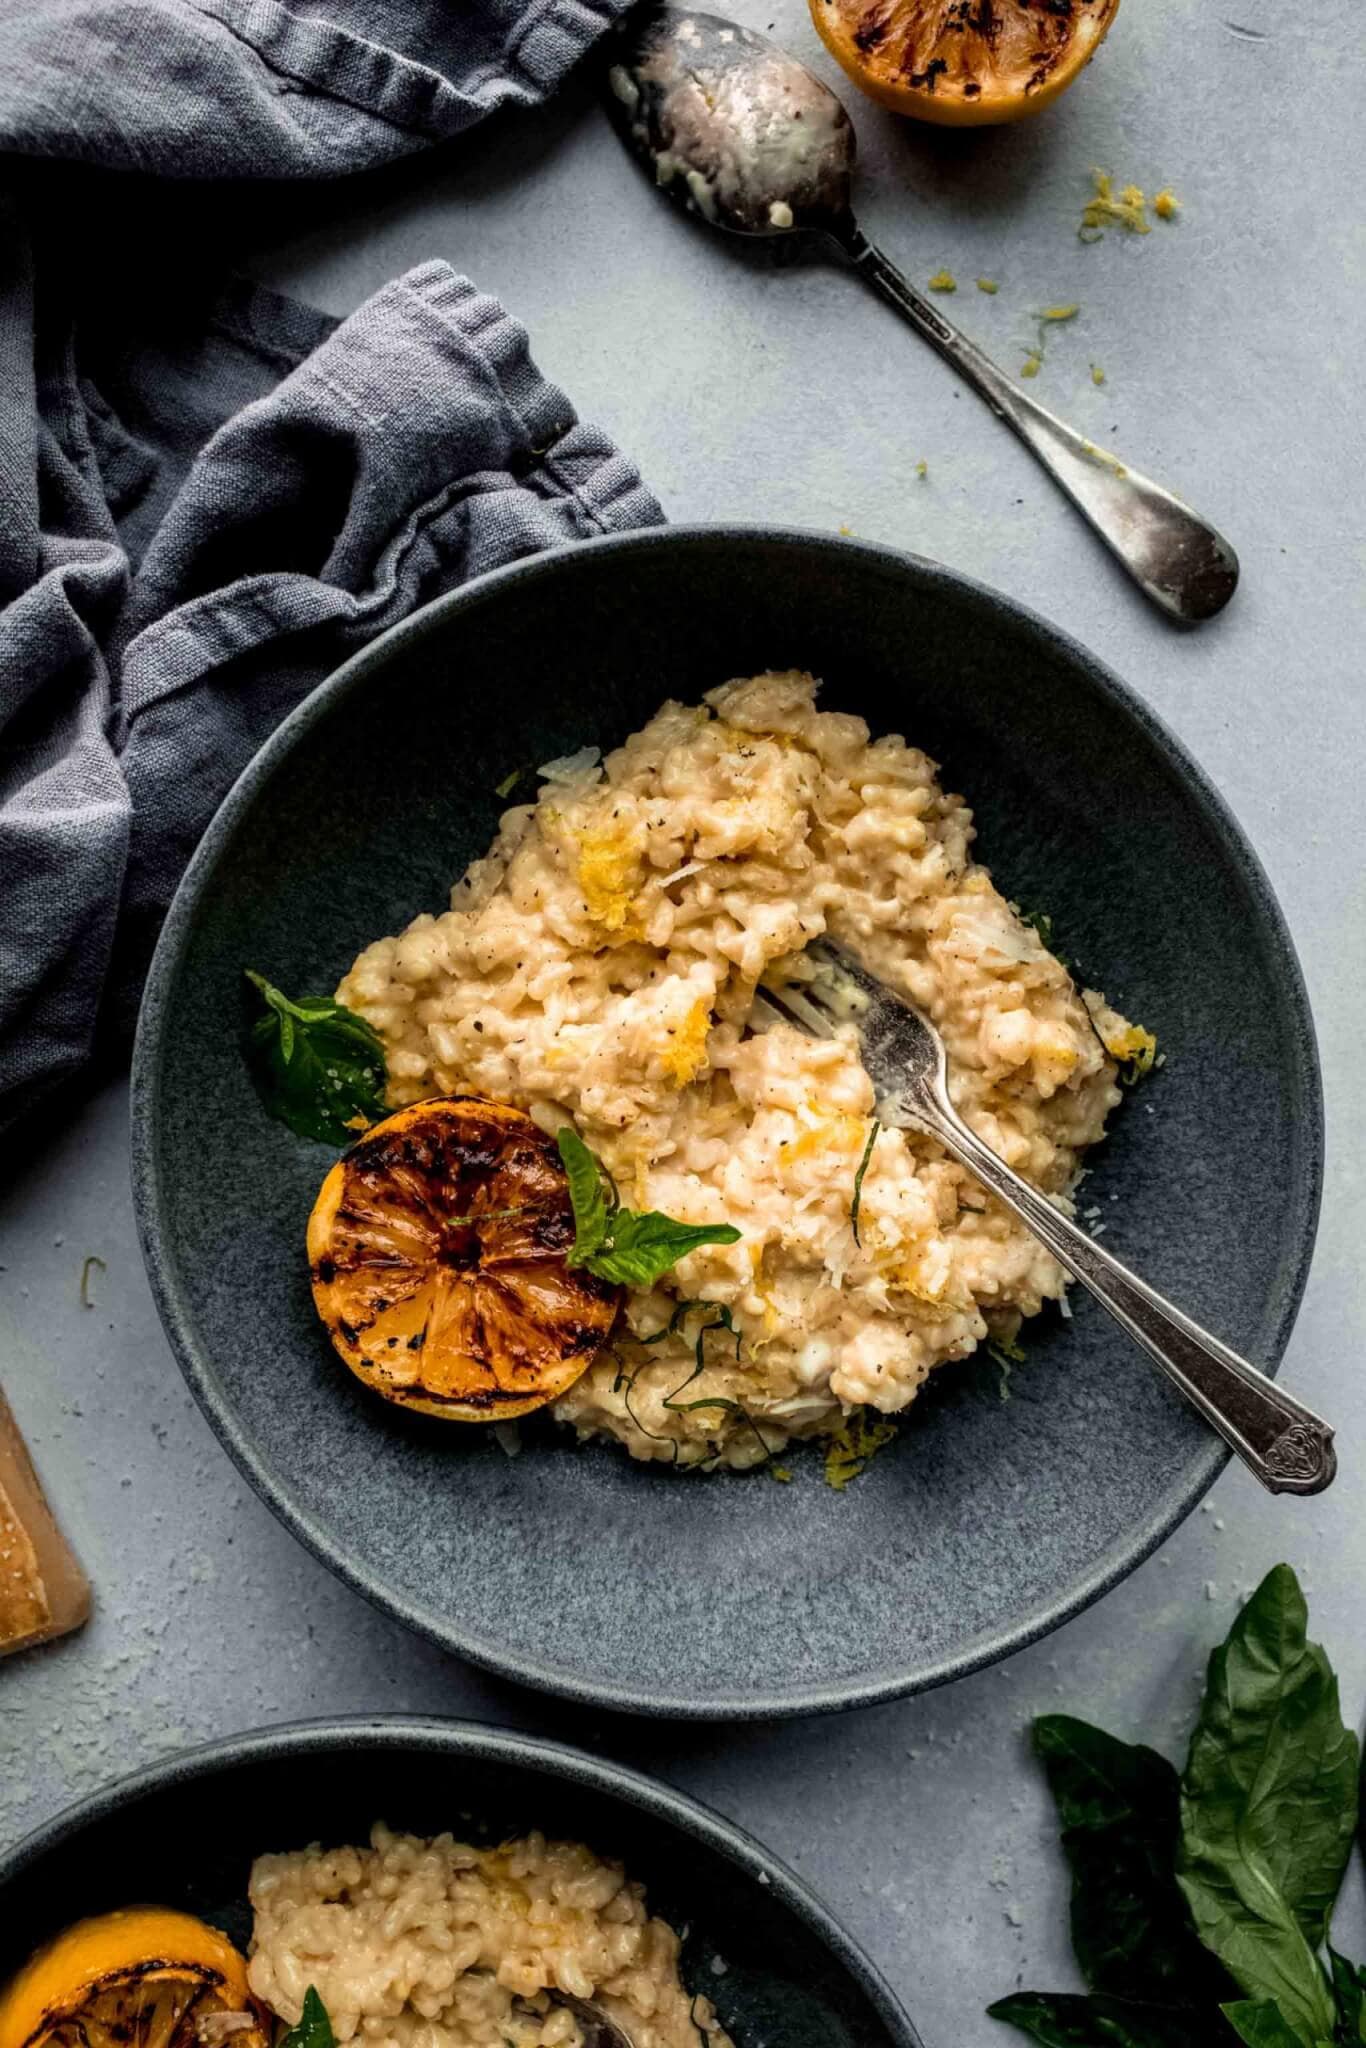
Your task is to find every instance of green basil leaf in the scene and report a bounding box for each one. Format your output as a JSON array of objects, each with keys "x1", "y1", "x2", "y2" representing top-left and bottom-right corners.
[
  {"x1": 280, "y1": 1989, "x2": 337, "y2": 2048},
  {"x1": 986, "y1": 1991, "x2": 1212, "y2": 2047},
  {"x1": 584, "y1": 1208, "x2": 741, "y2": 1289},
  {"x1": 1177, "y1": 1566, "x2": 1355, "y2": 2047},
  {"x1": 1220, "y1": 2000, "x2": 1328, "y2": 2048},
  {"x1": 245, "y1": 970, "x2": 387, "y2": 1146},
  {"x1": 1033, "y1": 1715, "x2": 1232, "y2": 2005},
  {"x1": 558, "y1": 1130, "x2": 740, "y2": 1288},
  {"x1": 556, "y1": 1126, "x2": 613, "y2": 1260},
  {"x1": 1327, "y1": 1949, "x2": 1366, "y2": 2042}
]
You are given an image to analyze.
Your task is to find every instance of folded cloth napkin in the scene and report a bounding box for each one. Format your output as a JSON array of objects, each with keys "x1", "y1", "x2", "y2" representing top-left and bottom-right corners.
[{"x1": 0, "y1": 0, "x2": 662, "y2": 1139}]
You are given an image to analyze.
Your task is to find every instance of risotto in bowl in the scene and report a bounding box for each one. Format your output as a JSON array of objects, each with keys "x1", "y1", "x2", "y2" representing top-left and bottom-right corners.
[
  {"x1": 0, "y1": 1723, "x2": 917, "y2": 2048},
  {"x1": 132, "y1": 528, "x2": 1321, "y2": 1712},
  {"x1": 334, "y1": 671, "x2": 1148, "y2": 1470},
  {"x1": 248, "y1": 1824, "x2": 724, "y2": 2048}
]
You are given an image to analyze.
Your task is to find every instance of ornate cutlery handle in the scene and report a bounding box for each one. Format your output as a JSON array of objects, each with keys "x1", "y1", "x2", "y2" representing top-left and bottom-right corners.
[
  {"x1": 900, "y1": 1087, "x2": 1335, "y2": 1496},
  {"x1": 834, "y1": 223, "x2": 1239, "y2": 626}
]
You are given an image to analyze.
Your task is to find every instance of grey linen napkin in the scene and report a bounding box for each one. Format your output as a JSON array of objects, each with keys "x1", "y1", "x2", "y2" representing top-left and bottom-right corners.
[{"x1": 0, "y1": 1, "x2": 662, "y2": 1139}]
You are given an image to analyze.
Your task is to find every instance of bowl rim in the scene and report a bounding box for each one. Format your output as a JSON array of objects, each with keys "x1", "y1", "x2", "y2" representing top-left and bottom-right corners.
[
  {"x1": 0, "y1": 1714, "x2": 923, "y2": 2048},
  {"x1": 130, "y1": 522, "x2": 1325, "y2": 1719}
]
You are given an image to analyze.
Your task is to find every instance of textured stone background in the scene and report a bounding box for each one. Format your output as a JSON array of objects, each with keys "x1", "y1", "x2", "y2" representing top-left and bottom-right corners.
[{"x1": 3, "y1": 1, "x2": 1364, "y2": 2041}]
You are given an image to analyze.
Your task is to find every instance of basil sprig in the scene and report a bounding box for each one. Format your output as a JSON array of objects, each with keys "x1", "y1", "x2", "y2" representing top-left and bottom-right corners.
[
  {"x1": 245, "y1": 970, "x2": 387, "y2": 1146},
  {"x1": 989, "y1": 1566, "x2": 1362, "y2": 2048},
  {"x1": 279, "y1": 1990, "x2": 336, "y2": 2048},
  {"x1": 1035, "y1": 1715, "x2": 1231, "y2": 2008},
  {"x1": 1178, "y1": 1566, "x2": 1357, "y2": 2046},
  {"x1": 556, "y1": 1128, "x2": 740, "y2": 1289}
]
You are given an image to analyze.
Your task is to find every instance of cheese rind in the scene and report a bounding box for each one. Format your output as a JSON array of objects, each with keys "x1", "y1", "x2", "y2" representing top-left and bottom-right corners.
[{"x1": 0, "y1": 1387, "x2": 91, "y2": 1657}]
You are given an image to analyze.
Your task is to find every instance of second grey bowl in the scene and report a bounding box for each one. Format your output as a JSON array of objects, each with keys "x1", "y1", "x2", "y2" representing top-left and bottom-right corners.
[
  {"x1": 130, "y1": 527, "x2": 1322, "y2": 1717},
  {"x1": 0, "y1": 1718, "x2": 920, "y2": 2047}
]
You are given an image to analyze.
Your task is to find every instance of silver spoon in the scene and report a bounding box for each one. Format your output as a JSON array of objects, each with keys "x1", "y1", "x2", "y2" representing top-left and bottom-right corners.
[
  {"x1": 604, "y1": 7, "x2": 1240, "y2": 625},
  {"x1": 756, "y1": 940, "x2": 1336, "y2": 1495}
]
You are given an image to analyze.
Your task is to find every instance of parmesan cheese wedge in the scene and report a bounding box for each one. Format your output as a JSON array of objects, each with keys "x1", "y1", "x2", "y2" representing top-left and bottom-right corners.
[{"x1": 0, "y1": 1385, "x2": 91, "y2": 1657}]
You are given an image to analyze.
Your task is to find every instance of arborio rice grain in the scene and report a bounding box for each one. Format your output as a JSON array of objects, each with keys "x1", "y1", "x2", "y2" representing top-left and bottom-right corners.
[
  {"x1": 248, "y1": 1825, "x2": 728, "y2": 2048},
  {"x1": 340, "y1": 672, "x2": 1146, "y2": 1467}
]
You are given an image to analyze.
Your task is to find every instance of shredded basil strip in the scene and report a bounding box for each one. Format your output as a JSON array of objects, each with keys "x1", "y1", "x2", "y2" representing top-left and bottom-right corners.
[
  {"x1": 614, "y1": 1300, "x2": 770, "y2": 1468},
  {"x1": 850, "y1": 1119, "x2": 880, "y2": 1247}
]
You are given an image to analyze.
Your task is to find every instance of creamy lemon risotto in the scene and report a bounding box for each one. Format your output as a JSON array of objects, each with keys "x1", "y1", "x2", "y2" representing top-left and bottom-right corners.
[
  {"x1": 248, "y1": 1826, "x2": 726, "y2": 2048},
  {"x1": 340, "y1": 671, "x2": 1143, "y2": 1467}
]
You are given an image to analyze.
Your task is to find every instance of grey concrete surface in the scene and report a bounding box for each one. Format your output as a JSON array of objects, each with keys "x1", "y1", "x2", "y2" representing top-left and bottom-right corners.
[{"x1": 3, "y1": 0, "x2": 1364, "y2": 2042}]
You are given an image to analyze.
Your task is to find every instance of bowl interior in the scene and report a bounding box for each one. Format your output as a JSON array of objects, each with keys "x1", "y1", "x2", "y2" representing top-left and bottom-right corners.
[
  {"x1": 133, "y1": 529, "x2": 1320, "y2": 1714},
  {"x1": 0, "y1": 1724, "x2": 915, "y2": 2048}
]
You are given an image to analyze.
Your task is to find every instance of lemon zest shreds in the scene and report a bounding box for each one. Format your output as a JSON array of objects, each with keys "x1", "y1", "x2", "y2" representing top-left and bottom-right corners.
[
  {"x1": 1104, "y1": 1021, "x2": 1158, "y2": 1083},
  {"x1": 576, "y1": 820, "x2": 643, "y2": 931},
  {"x1": 1080, "y1": 168, "x2": 1152, "y2": 241},
  {"x1": 1105, "y1": 1020, "x2": 1156, "y2": 1062},
  {"x1": 1020, "y1": 305, "x2": 1080, "y2": 382},
  {"x1": 660, "y1": 998, "x2": 712, "y2": 1087},
  {"x1": 1154, "y1": 188, "x2": 1181, "y2": 220},
  {"x1": 780, "y1": 1113, "x2": 864, "y2": 1161},
  {"x1": 976, "y1": 277, "x2": 999, "y2": 294},
  {"x1": 928, "y1": 269, "x2": 958, "y2": 292},
  {"x1": 824, "y1": 1409, "x2": 898, "y2": 1491},
  {"x1": 1080, "y1": 439, "x2": 1128, "y2": 478}
]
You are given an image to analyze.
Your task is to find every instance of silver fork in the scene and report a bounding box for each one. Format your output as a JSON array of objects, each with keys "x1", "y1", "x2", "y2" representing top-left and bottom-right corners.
[{"x1": 757, "y1": 940, "x2": 1336, "y2": 1496}]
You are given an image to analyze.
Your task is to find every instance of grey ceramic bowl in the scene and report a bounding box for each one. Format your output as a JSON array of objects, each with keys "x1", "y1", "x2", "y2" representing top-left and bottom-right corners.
[
  {"x1": 0, "y1": 1718, "x2": 919, "y2": 2048},
  {"x1": 131, "y1": 526, "x2": 1322, "y2": 1717}
]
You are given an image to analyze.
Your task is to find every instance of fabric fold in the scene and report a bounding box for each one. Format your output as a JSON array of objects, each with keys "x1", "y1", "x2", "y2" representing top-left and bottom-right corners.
[
  {"x1": 0, "y1": 0, "x2": 633, "y2": 179},
  {"x1": 0, "y1": 0, "x2": 661, "y2": 1135},
  {"x1": 1, "y1": 240, "x2": 663, "y2": 1130}
]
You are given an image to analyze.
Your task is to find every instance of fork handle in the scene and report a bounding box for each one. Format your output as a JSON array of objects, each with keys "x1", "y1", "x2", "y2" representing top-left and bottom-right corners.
[{"x1": 901, "y1": 1095, "x2": 1335, "y2": 1495}]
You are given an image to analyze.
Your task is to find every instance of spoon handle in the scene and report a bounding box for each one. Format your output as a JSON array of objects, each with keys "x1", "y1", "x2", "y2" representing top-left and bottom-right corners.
[
  {"x1": 900, "y1": 1087, "x2": 1335, "y2": 1495},
  {"x1": 835, "y1": 223, "x2": 1239, "y2": 625}
]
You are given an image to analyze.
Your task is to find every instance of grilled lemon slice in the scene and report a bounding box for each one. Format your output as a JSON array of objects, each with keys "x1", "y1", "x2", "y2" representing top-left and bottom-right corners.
[
  {"x1": 307, "y1": 1096, "x2": 619, "y2": 1421},
  {"x1": 0, "y1": 1909, "x2": 268, "y2": 2048},
  {"x1": 810, "y1": 0, "x2": 1120, "y2": 125}
]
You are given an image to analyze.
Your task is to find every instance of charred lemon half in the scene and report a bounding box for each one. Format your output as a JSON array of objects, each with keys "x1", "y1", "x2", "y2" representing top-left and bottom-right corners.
[
  {"x1": 810, "y1": 0, "x2": 1120, "y2": 126},
  {"x1": 307, "y1": 1095, "x2": 619, "y2": 1421},
  {"x1": 0, "y1": 1909, "x2": 268, "y2": 2048}
]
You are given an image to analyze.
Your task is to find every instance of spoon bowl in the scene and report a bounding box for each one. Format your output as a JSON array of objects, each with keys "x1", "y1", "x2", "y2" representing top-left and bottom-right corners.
[{"x1": 605, "y1": 7, "x2": 853, "y2": 235}]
